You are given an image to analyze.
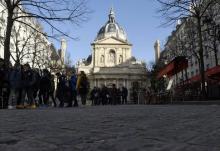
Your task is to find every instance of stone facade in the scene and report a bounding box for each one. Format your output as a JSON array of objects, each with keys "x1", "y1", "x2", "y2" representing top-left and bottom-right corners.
[{"x1": 77, "y1": 8, "x2": 148, "y2": 101}]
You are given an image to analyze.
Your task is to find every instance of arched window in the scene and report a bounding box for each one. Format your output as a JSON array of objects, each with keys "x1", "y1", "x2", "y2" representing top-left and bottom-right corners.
[
  {"x1": 119, "y1": 55, "x2": 123, "y2": 63},
  {"x1": 109, "y1": 50, "x2": 116, "y2": 65},
  {"x1": 100, "y1": 55, "x2": 104, "y2": 63}
]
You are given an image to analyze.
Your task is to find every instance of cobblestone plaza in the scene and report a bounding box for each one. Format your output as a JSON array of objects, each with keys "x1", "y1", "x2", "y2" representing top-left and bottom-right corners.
[{"x1": 1, "y1": 105, "x2": 220, "y2": 151}]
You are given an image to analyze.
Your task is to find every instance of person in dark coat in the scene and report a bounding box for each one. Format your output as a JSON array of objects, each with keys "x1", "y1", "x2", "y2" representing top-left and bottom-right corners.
[
  {"x1": 65, "y1": 79, "x2": 73, "y2": 107},
  {"x1": 56, "y1": 74, "x2": 67, "y2": 107},
  {"x1": 121, "y1": 86, "x2": 128, "y2": 104},
  {"x1": 32, "y1": 69, "x2": 41, "y2": 103},
  {"x1": 69, "y1": 73, "x2": 78, "y2": 107},
  {"x1": 110, "y1": 84, "x2": 118, "y2": 105},
  {"x1": 8, "y1": 63, "x2": 22, "y2": 109},
  {"x1": 100, "y1": 85, "x2": 109, "y2": 105},
  {"x1": 49, "y1": 74, "x2": 56, "y2": 107},
  {"x1": 91, "y1": 86, "x2": 100, "y2": 105},
  {"x1": 39, "y1": 69, "x2": 51, "y2": 106},
  {"x1": 117, "y1": 88, "x2": 122, "y2": 105},
  {"x1": 0, "y1": 59, "x2": 9, "y2": 109},
  {"x1": 21, "y1": 63, "x2": 37, "y2": 109},
  {"x1": 76, "y1": 71, "x2": 89, "y2": 105}
]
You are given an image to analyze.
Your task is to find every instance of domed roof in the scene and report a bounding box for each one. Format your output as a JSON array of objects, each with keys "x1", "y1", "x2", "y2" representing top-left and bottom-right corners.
[{"x1": 95, "y1": 8, "x2": 127, "y2": 41}]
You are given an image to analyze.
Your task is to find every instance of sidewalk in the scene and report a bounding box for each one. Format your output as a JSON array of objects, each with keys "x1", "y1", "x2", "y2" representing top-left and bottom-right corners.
[{"x1": 171, "y1": 100, "x2": 220, "y2": 105}]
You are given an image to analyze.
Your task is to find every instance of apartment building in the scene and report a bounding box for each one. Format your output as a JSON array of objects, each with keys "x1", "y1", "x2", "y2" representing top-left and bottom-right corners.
[
  {"x1": 156, "y1": 2, "x2": 220, "y2": 98},
  {"x1": 0, "y1": 1, "x2": 52, "y2": 69}
]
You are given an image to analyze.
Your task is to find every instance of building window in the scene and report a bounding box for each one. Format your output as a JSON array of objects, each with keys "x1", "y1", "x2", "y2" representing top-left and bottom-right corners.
[
  {"x1": 100, "y1": 55, "x2": 104, "y2": 63},
  {"x1": 119, "y1": 55, "x2": 123, "y2": 63},
  {"x1": 206, "y1": 64, "x2": 210, "y2": 70},
  {"x1": 191, "y1": 71, "x2": 194, "y2": 76},
  {"x1": 195, "y1": 60, "x2": 198, "y2": 65},
  {"x1": 109, "y1": 49, "x2": 116, "y2": 65}
]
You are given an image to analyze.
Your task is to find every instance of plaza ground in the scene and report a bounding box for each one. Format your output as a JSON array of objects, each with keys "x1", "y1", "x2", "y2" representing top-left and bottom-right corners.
[{"x1": 0, "y1": 105, "x2": 220, "y2": 151}]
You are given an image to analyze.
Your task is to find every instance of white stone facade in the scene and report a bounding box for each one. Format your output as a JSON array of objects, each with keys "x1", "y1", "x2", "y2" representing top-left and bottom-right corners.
[
  {"x1": 77, "y1": 8, "x2": 148, "y2": 101},
  {"x1": 0, "y1": 1, "x2": 52, "y2": 69}
]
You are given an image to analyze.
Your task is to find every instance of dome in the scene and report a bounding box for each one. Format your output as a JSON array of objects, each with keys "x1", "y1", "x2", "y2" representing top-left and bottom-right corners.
[{"x1": 95, "y1": 8, "x2": 127, "y2": 41}]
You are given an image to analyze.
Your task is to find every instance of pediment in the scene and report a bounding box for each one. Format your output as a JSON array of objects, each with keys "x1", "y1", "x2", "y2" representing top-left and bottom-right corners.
[{"x1": 92, "y1": 37, "x2": 131, "y2": 45}]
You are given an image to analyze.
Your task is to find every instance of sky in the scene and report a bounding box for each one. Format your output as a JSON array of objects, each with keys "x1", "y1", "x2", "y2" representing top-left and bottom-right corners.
[{"x1": 51, "y1": 0, "x2": 176, "y2": 65}]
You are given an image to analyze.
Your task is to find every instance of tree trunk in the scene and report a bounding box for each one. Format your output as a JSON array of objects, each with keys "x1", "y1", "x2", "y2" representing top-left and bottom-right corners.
[
  {"x1": 197, "y1": 17, "x2": 207, "y2": 100},
  {"x1": 32, "y1": 41, "x2": 37, "y2": 68},
  {"x1": 4, "y1": 12, "x2": 13, "y2": 67},
  {"x1": 213, "y1": 35, "x2": 218, "y2": 66}
]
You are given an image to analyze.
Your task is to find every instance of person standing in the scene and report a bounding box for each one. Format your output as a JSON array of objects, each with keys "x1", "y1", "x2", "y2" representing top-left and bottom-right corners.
[
  {"x1": 100, "y1": 85, "x2": 108, "y2": 105},
  {"x1": 0, "y1": 59, "x2": 9, "y2": 109},
  {"x1": 121, "y1": 86, "x2": 128, "y2": 104},
  {"x1": 56, "y1": 74, "x2": 66, "y2": 107},
  {"x1": 32, "y1": 69, "x2": 41, "y2": 104},
  {"x1": 91, "y1": 86, "x2": 100, "y2": 105},
  {"x1": 110, "y1": 84, "x2": 118, "y2": 105},
  {"x1": 49, "y1": 74, "x2": 56, "y2": 107},
  {"x1": 117, "y1": 87, "x2": 122, "y2": 105},
  {"x1": 8, "y1": 63, "x2": 22, "y2": 109},
  {"x1": 76, "y1": 71, "x2": 89, "y2": 105},
  {"x1": 39, "y1": 69, "x2": 51, "y2": 107},
  {"x1": 21, "y1": 63, "x2": 37, "y2": 109},
  {"x1": 69, "y1": 72, "x2": 78, "y2": 107}
]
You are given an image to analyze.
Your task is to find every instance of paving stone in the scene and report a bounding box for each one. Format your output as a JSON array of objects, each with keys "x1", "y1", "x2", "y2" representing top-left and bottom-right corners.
[{"x1": 0, "y1": 105, "x2": 220, "y2": 150}]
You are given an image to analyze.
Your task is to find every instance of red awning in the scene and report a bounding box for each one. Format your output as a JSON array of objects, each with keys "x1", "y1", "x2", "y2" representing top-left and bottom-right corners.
[
  {"x1": 157, "y1": 56, "x2": 188, "y2": 79},
  {"x1": 157, "y1": 62, "x2": 175, "y2": 78},
  {"x1": 187, "y1": 65, "x2": 220, "y2": 83},
  {"x1": 206, "y1": 65, "x2": 220, "y2": 80}
]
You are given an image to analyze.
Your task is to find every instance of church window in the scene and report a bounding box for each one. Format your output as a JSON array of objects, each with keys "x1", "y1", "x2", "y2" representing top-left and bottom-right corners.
[
  {"x1": 109, "y1": 50, "x2": 116, "y2": 64},
  {"x1": 119, "y1": 55, "x2": 123, "y2": 63},
  {"x1": 100, "y1": 55, "x2": 104, "y2": 63}
]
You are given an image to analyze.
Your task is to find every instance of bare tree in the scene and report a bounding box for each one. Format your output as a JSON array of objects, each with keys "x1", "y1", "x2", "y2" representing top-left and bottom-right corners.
[
  {"x1": 31, "y1": 32, "x2": 51, "y2": 69},
  {"x1": 49, "y1": 44, "x2": 63, "y2": 73},
  {"x1": 204, "y1": 3, "x2": 220, "y2": 66},
  {"x1": 2, "y1": 0, "x2": 90, "y2": 67},
  {"x1": 157, "y1": 0, "x2": 218, "y2": 98},
  {"x1": 0, "y1": 23, "x2": 51, "y2": 68},
  {"x1": 0, "y1": 25, "x2": 31, "y2": 64},
  {"x1": 65, "y1": 52, "x2": 73, "y2": 68},
  {"x1": 10, "y1": 25, "x2": 34, "y2": 64}
]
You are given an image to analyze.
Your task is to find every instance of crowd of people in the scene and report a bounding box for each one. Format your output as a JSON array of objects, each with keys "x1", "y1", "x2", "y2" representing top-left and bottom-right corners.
[
  {"x1": 90, "y1": 84, "x2": 128, "y2": 105},
  {"x1": 0, "y1": 58, "x2": 91, "y2": 109},
  {"x1": 0, "y1": 58, "x2": 129, "y2": 109}
]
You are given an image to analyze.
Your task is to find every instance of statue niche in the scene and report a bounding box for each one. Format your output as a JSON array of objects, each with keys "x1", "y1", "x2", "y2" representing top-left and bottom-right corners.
[
  {"x1": 119, "y1": 55, "x2": 123, "y2": 64},
  {"x1": 100, "y1": 55, "x2": 105, "y2": 64},
  {"x1": 109, "y1": 50, "x2": 116, "y2": 65}
]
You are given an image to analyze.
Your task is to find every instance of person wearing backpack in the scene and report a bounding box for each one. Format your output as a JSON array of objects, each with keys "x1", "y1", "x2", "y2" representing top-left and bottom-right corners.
[{"x1": 76, "y1": 71, "x2": 89, "y2": 105}]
